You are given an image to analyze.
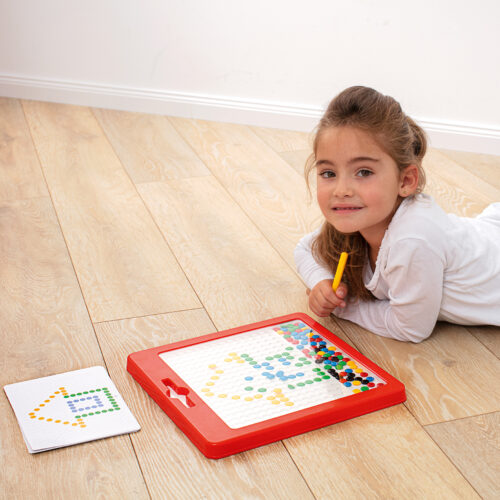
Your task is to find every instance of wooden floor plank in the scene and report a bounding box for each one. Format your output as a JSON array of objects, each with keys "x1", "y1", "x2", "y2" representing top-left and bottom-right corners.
[
  {"x1": 0, "y1": 198, "x2": 148, "y2": 499},
  {"x1": 93, "y1": 108, "x2": 210, "y2": 183},
  {"x1": 22, "y1": 100, "x2": 200, "y2": 323},
  {"x1": 0, "y1": 98, "x2": 48, "y2": 202},
  {"x1": 426, "y1": 412, "x2": 500, "y2": 500},
  {"x1": 169, "y1": 118, "x2": 323, "y2": 269},
  {"x1": 438, "y1": 148, "x2": 500, "y2": 191},
  {"x1": 424, "y1": 149, "x2": 499, "y2": 215},
  {"x1": 466, "y1": 325, "x2": 500, "y2": 358},
  {"x1": 279, "y1": 149, "x2": 311, "y2": 176},
  {"x1": 138, "y1": 176, "x2": 307, "y2": 330},
  {"x1": 94, "y1": 309, "x2": 316, "y2": 500},
  {"x1": 286, "y1": 405, "x2": 479, "y2": 498},
  {"x1": 250, "y1": 125, "x2": 311, "y2": 152},
  {"x1": 334, "y1": 319, "x2": 500, "y2": 425}
]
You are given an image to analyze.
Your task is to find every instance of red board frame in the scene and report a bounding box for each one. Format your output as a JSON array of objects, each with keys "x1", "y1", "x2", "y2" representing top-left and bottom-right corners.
[{"x1": 127, "y1": 313, "x2": 406, "y2": 458}]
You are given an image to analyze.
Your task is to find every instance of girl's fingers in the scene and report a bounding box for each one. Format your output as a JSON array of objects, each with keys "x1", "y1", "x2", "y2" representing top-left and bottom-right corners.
[
  {"x1": 309, "y1": 293, "x2": 335, "y2": 317},
  {"x1": 335, "y1": 282, "x2": 348, "y2": 299}
]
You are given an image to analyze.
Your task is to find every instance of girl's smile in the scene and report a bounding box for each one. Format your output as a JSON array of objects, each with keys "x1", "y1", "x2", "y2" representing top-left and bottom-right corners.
[{"x1": 315, "y1": 126, "x2": 417, "y2": 252}]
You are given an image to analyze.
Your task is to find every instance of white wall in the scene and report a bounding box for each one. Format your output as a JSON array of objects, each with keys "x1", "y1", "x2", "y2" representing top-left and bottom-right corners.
[{"x1": 1, "y1": 0, "x2": 499, "y2": 154}]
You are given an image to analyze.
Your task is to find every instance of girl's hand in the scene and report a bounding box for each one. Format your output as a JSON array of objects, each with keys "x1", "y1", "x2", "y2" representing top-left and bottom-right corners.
[{"x1": 306, "y1": 279, "x2": 348, "y2": 317}]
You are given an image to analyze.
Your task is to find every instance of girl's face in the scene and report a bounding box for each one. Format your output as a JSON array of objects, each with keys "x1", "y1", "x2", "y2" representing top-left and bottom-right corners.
[{"x1": 315, "y1": 126, "x2": 417, "y2": 249}]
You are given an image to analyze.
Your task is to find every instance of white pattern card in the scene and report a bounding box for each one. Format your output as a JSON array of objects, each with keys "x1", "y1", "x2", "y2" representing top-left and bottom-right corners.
[{"x1": 4, "y1": 366, "x2": 140, "y2": 453}]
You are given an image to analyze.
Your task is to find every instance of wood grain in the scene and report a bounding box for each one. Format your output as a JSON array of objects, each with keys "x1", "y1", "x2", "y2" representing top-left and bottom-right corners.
[
  {"x1": 169, "y1": 118, "x2": 323, "y2": 269},
  {"x1": 424, "y1": 149, "x2": 499, "y2": 215},
  {"x1": 286, "y1": 404, "x2": 480, "y2": 498},
  {"x1": 22, "y1": 100, "x2": 200, "y2": 322},
  {"x1": 4, "y1": 104, "x2": 499, "y2": 499},
  {"x1": 250, "y1": 125, "x2": 312, "y2": 152},
  {"x1": 279, "y1": 149, "x2": 312, "y2": 176},
  {"x1": 93, "y1": 108, "x2": 210, "y2": 183},
  {"x1": 0, "y1": 98, "x2": 47, "y2": 202},
  {"x1": 138, "y1": 176, "x2": 308, "y2": 330},
  {"x1": 335, "y1": 319, "x2": 500, "y2": 425},
  {"x1": 94, "y1": 310, "x2": 316, "y2": 500},
  {"x1": 438, "y1": 148, "x2": 500, "y2": 191},
  {"x1": 426, "y1": 412, "x2": 500, "y2": 500},
  {"x1": 0, "y1": 197, "x2": 148, "y2": 499},
  {"x1": 466, "y1": 325, "x2": 500, "y2": 358}
]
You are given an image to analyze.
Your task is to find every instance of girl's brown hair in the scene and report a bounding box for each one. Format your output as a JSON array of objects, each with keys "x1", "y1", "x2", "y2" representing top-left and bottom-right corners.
[{"x1": 306, "y1": 86, "x2": 427, "y2": 300}]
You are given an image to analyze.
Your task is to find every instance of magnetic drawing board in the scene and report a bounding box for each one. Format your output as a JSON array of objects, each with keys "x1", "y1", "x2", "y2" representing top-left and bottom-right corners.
[{"x1": 127, "y1": 313, "x2": 406, "y2": 458}]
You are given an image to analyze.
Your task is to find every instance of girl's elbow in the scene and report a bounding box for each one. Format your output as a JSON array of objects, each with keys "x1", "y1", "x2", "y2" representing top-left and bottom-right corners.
[{"x1": 389, "y1": 322, "x2": 435, "y2": 343}]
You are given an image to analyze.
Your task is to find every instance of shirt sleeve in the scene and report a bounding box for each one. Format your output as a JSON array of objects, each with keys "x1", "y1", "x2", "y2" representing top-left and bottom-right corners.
[
  {"x1": 294, "y1": 230, "x2": 334, "y2": 289},
  {"x1": 334, "y1": 239, "x2": 444, "y2": 342}
]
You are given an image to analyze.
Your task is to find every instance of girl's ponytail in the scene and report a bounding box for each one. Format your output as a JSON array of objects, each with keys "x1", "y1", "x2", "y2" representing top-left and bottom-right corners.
[{"x1": 407, "y1": 115, "x2": 427, "y2": 162}]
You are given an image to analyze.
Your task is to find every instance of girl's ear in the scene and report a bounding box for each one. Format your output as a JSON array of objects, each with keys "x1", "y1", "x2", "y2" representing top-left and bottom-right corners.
[{"x1": 399, "y1": 164, "x2": 419, "y2": 197}]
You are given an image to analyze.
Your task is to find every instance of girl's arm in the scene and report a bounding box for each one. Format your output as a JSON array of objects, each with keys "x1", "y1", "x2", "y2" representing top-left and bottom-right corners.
[
  {"x1": 294, "y1": 230, "x2": 334, "y2": 289},
  {"x1": 335, "y1": 239, "x2": 444, "y2": 343}
]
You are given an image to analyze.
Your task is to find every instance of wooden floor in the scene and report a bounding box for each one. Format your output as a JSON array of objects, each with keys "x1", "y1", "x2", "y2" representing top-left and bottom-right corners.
[{"x1": 1, "y1": 97, "x2": 499, "y2": 499}]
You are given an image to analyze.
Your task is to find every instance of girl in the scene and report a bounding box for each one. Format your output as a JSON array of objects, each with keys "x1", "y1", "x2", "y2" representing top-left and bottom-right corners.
[{"x1": 295, "y1": 86, "x2": 500, "y2": 342}]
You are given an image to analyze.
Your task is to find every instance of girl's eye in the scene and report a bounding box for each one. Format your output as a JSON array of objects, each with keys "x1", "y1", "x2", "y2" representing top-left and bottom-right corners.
[
  {"x1": 357, "y1": 169, "x2": 373, "y2": 177},
  {"x1": 319, "y1": 170, "x2": 336, "y2": 178}
]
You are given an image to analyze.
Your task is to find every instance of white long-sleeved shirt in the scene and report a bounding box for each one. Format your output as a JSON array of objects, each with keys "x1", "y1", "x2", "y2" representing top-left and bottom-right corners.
[{"x1": 294, "y1": 194, "x2": 500, "y2": 342}]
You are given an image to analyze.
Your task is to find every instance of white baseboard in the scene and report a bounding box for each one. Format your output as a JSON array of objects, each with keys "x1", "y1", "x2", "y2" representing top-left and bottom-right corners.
[{"x1": 1, "y1": 73, "x2": 499, "y2": 155}]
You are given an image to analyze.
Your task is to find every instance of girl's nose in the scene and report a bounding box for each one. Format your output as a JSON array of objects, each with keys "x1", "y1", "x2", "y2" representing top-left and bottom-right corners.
[{"x1": 333, "y1": 176, "x2": 353, "y2": 197}]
